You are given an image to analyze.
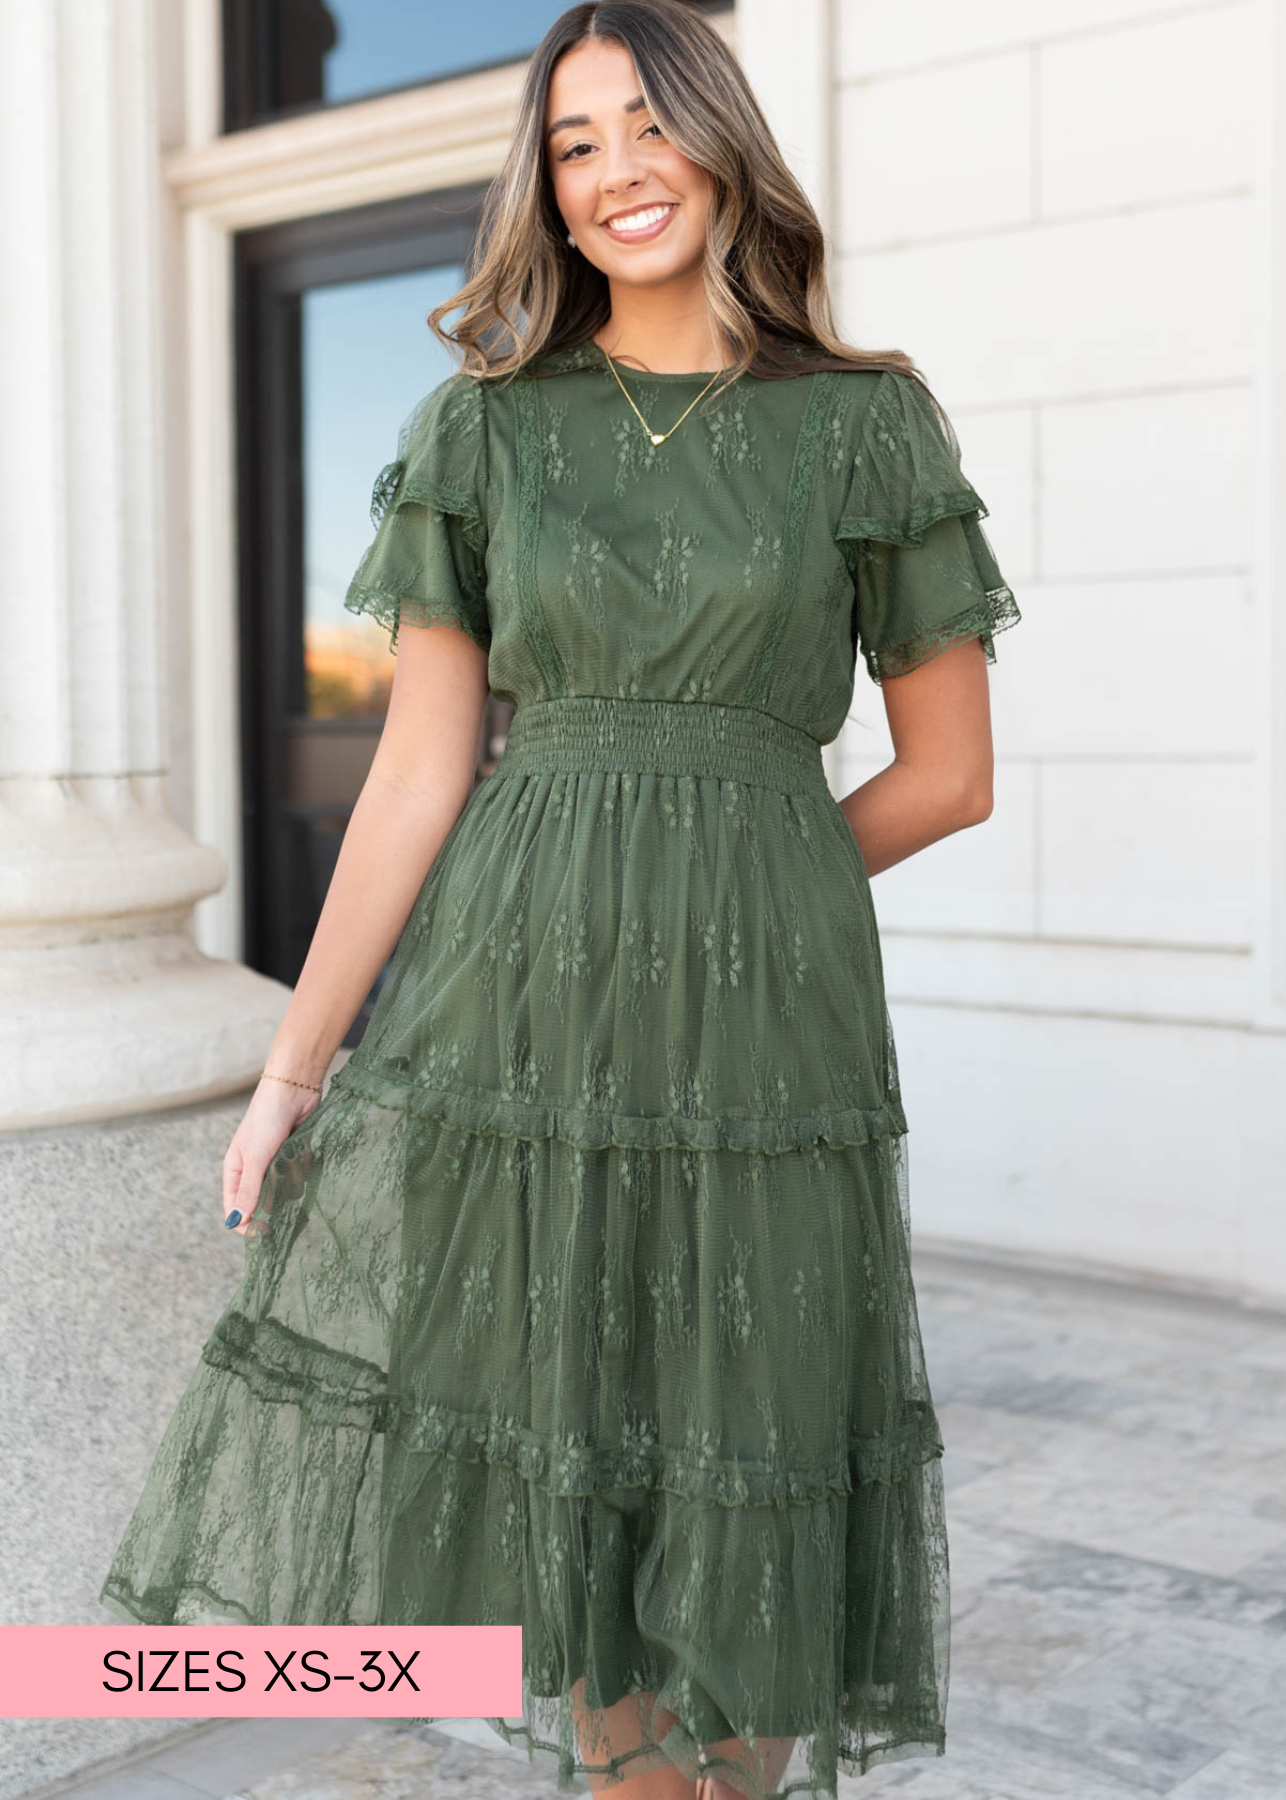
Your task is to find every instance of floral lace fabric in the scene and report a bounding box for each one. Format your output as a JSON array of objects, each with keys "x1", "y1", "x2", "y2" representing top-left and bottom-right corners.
[
  {"x1": 100, "y1": 342, "x2": 1019, "y2": 1796},
  {"x1": 834, "y1": 369, "x2": 1021, "y2": 684}
]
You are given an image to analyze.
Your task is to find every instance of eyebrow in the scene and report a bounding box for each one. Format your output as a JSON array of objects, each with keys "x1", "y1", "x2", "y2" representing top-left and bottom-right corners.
[{"x1": 546, "y1": 92, "x2": 648, "y2": 139}]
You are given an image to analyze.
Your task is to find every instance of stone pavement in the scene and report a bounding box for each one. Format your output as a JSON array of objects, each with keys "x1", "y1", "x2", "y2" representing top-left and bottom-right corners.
[{"x1": 27, "y1": 1244, "x2": 1286, "y2": 1800}]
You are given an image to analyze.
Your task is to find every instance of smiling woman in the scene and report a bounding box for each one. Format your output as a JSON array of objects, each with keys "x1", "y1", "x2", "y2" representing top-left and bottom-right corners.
[{"x1": 99, "y1": 4, "x2": 1019, "y2": 1797}]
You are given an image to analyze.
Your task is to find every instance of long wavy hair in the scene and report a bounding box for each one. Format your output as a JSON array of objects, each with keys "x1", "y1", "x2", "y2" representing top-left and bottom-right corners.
[{"x1": 428, "y1": 0, "x2": 935, "y2": 415}]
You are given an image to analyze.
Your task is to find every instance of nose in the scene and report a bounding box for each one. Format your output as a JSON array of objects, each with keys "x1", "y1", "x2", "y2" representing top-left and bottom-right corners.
[{"x1": 599, "y1": 139, "x2": 651, "y2": 200}]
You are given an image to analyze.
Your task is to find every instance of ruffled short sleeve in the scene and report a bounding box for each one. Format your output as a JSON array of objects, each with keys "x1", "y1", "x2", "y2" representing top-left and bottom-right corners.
[
  {"x1": 836, "y1": 369, "x2": 1020, "y2": 684},
  {"x1": 343, "y1": 371, "x2": 491, "y2": 654}
]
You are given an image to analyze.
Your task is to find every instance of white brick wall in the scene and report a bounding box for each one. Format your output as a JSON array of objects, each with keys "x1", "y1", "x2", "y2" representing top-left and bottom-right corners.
[
  {"x1": 840, "y1": 200, "x2": 1256, "y2": 400},
  {"x1": 836, "y1": 0, "x2": 1249, "y2": 79},
  {"x1": 822, "y1": 0, "x2": 1285, "y2": 1298}
]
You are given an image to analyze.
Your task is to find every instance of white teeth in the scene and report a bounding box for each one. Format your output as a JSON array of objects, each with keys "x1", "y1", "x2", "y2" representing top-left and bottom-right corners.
[{"x1": 605, "y1": 204, "x2": 674, "y2": 233}]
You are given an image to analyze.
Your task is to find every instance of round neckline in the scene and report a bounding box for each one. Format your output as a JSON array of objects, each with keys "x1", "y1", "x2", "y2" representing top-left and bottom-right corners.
[
  {"x1": 604, "y1": 361, "x2": 726, "y2": 381},
  {"x1": 536, "y1": 341, "x2": 738, "y2": 381},
  {"x1": 592, "y1": 337, "x2": 731, "y2": 380},
  {"x1": 531, "y1": 338, "x2": 814, "y2": 381}
]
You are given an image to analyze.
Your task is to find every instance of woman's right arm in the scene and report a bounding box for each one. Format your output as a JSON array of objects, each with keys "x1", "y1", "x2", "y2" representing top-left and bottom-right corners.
[{"x1": 221, "y1": 623, "x2": 491, "y2": 1236}]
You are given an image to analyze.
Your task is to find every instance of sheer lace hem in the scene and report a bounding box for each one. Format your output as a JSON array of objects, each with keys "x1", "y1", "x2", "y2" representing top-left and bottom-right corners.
[
  {"x1": 863, "y1": 581, "x2": 1022, "y2": 684},
  {"x1": 328, "y1": 1058, "x2": 910, "y2": 1154},
  {"x1": 100, "y1": 1573, "x2": 262, "y2": 1630},
  {"x1": 453, "y1": 1705, "x2": 946, "y2": 1796},
  {"x1": 104, "y1": 1427, "x2": 950, "y2": 1795},
  {"x1": 343, "y1": 577, "x2": 492, "y2": 653},
  {"x1": 202, "y1": 1307, "x2": 942, "y2": 1505}
]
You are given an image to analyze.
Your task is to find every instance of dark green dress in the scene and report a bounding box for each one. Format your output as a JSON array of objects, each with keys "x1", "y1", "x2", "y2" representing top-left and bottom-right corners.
[{"x1": 100, "y1": 339, "x2": 1019, "y2": 1797}]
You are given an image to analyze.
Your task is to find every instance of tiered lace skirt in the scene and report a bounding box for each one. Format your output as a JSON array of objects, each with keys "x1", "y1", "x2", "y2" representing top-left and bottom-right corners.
[{"x1": 100, "y1": 695, "x2": 950, "y2": 1797}]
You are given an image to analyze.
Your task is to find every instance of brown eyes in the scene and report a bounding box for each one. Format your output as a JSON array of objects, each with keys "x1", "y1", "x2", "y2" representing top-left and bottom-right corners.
[{"x1": 557, "y1": 122, "x2": 664, "y2": 163}]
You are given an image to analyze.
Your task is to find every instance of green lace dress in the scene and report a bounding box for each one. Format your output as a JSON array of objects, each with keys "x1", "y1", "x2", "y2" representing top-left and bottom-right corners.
[{"x1": 100, "y1": 339, "x2": 1019, "y2": 1798}]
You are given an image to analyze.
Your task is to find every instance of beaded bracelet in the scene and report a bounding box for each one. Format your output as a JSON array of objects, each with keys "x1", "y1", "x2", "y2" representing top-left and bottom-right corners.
[{"x1": 261, "y1": 1070, "x2": 324, "y2": 1095}]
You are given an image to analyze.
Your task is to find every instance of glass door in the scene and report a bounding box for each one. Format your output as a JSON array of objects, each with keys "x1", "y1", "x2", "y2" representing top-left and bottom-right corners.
[{"x1": 235, "y1": 189, "x2": 512, "y2": 1039}]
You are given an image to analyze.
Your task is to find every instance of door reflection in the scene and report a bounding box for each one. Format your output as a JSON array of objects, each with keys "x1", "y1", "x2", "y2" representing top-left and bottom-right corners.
[{"x1": 288, "y1": 262, "x2": 510, "y2": 1041}]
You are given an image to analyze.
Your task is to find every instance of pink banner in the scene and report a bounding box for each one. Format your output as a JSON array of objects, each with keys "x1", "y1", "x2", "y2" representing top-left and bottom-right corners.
[{"x1": 0, "y1": 1626, "x2": 522, "y2": 1718}]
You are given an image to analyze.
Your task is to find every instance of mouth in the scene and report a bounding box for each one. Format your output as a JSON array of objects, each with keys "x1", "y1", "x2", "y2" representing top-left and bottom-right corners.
[{"x1": 598, "y1": 202, "x2": 678, "y2": 244}]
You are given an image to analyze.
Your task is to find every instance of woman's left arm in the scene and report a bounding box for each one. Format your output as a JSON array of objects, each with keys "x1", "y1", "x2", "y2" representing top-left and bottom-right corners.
[{"x1": 836, "y1": 634, "x2": 995, "y2": 878}]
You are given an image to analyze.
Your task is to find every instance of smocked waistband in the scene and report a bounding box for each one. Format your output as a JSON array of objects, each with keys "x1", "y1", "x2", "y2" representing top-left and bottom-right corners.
[{"x1": 491, "y1": 696, "x2": 829, "y2": 796}]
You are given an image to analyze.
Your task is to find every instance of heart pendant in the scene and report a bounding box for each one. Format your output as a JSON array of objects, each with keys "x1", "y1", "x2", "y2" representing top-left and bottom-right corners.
[{"x1": 650, "y1": 432, "x2": 665, "y2": 445}]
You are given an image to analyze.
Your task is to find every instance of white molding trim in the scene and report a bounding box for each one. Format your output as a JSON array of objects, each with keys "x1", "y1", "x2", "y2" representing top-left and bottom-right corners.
[
  {"x1": 166, "y1": 62, "x2": 528, "y2": 228},
  {"x1": 182, "y1": 0, "x2": 222, "y2": 148}
]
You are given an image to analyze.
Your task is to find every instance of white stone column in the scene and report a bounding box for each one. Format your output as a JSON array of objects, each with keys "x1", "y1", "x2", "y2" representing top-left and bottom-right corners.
[{"x1": 0, "y1": 0, "x2": 291, "y2": 1129}]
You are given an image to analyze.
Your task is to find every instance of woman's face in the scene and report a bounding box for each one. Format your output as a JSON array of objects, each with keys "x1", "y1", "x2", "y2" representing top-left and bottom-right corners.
[{"x1": 545, "y1": 38, "x2": 714, "y2": 288}]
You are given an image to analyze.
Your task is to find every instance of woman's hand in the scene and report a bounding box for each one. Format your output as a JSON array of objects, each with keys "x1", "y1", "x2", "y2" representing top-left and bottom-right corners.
[{"x1": 221, "y1": 1077, "x2": 322, "y2": 1239}]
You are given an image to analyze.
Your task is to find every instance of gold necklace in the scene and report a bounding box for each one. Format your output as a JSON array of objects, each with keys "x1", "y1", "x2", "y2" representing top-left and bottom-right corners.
[{"x1": 596, "y1": 339, "x2": 737, "y2": 445}]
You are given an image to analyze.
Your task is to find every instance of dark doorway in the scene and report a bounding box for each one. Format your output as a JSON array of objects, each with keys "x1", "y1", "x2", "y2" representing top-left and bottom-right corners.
[{"x1": 234, "y1": 187, "x2": 511, "y2": 1042}]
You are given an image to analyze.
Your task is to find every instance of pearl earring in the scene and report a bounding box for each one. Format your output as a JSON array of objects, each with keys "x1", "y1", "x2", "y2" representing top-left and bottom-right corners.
[{"x1": 567, "y1": 231, "x2": 576, "y2": 246}]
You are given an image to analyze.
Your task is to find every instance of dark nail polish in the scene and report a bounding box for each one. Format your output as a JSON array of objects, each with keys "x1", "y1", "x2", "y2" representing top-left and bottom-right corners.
[{"x1": 225, "y1": 1209, "x2": 242, "y2": 1228}]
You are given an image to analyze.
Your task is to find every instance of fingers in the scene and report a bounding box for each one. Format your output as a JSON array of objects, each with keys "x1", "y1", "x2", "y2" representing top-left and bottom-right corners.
[
  {"x1": 222, "y1": 1143, "x2": 242, "y2": 1217},
  {"x1": 227, "y1": 1177, "x2": 262, "y2": 1235},
  {"x1": 225, "y1": 1195, "x2": 266, "y2": 1237},
  {"x1": 222, "y1": 1152, "x2": 265, "y2": 1238},
  {"x1": 224, "y1": 1194, "x2": 255, "y2": 1236}
]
